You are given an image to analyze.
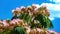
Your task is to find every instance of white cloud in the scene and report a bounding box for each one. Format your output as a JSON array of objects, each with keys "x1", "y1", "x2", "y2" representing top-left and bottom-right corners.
[
  {"x1": 40, "y1": 3, "x2": 60, "y2": 11},
  {"x1": 50, "y1": 0, "x2": 60, "y2": 3},
  {"x1": 49, "y1": 17, "x2": 55, "y2": 20},
  {"x1": 40, "y1": 3, "x2": 60, "y2": 20}
]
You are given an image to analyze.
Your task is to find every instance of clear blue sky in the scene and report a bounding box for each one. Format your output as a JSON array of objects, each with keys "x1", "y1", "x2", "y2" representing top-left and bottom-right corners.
[{"x1": 0, "y1": 0, "x2": 60, "y2": 32}]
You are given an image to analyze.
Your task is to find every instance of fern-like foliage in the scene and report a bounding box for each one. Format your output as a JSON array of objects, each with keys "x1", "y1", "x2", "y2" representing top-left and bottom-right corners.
[
  {"x1": 34, "y1": 14, "x2": 53, "y2": 28},
  {"x1": 2, "y1": 30, "x2": 11, "y2": 34},
  {"x1": 18, "y1": 13, "x2": 32, "y2": 23},
  {"x1": 13, "y1": 26, "x2": 26, "y2": 34}
]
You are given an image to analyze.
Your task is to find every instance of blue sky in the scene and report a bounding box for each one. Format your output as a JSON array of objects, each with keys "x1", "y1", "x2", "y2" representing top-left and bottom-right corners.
[{"x1": 0, "y1": 0, "x2": 60, "y2": 32}]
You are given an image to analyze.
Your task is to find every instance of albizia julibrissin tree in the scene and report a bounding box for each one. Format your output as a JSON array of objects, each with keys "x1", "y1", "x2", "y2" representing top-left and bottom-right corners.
[
  {"x1": 0, "y1": 4, "x2": 58, "y2": 34},
  {"x1": 11, "y1": 4, "x2": 53, "y2": 28}
]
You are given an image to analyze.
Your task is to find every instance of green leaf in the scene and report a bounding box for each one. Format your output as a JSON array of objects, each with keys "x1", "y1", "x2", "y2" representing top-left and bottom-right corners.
[
  {"x1": 34, "y1": 14, "x2": 47, "y2": 28},
  {"x1": 34, "y1": 14, "x2": 53, "y2": 28},
  {"x1": 13, "y1": 26, "x2": 26, "y2": 34},
  {"x1": 18, "y1": 13, "x2": 25, "y2": 19},
  {"x1": 43, "y1": 16, "x2": 53, "y2": 28},
  {"x1": 24, "y1": 14, "x2": 32, "y2": 23},
  {"x1": 19, "y1": 13, "x2": 32, "y2": 23},
  {"x1": 47, "y1": 17, "x2": 53, "y2": 28},
  {"x1": 2, "y1": 30, "x2": 11, "y2": 34}
]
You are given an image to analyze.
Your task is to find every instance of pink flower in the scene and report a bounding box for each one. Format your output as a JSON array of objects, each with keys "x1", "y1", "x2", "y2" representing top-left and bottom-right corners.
[
  {"x1": 32, "y1": 4, "x2": 40, "y2": 10},
  {"x1": 10, "y1": 21, "x2": 16, "y2": 25},
  {"x1": 36, "y1": 28, "x2": 43, "y2": 32},
  {"x1": 32, "y1": 4, "x2": 37, "y2": 9},
  {"x1": 12, "y1": 19, "x2": 18, "y2": 22},
  {"x1": 48, "y1": 30, "x2": 58, "y2": 34},
  {"x1": 3, "y1": 20, "x2": 9, "y2": 27},
  {"x1": 16, "y1": 18, "x2": 21, "y2": 21},
  {"x1": 27, "y1": 6, "x2": 32, "y2": 12},
  {"x1": 20, "y1": 6, "x2": 26, "y2": 11},
  {"x1": 25, "y1": 26, "x2": 31, "y2": 34},
  {"x1": 16, "y1": 19, "x2": 24, "y2": 23},
  {"x1": 16, "y1": 7, "x2": 20, "y2": 10}
]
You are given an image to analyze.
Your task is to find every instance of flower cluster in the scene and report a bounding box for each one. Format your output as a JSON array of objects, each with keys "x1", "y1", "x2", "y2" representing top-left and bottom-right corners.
[
  {"x1": 0, "y1": 19, "x2": 58, "y2": 34},
  {"x1": 12, "y1": 4, "x2": 50, "y2": 17},
  {"x1": 0, "y1": 19, "x2": 24, "y2": 33},
  {"x1": 0, "y1": 4, "x2": 58, "y2": 34}
]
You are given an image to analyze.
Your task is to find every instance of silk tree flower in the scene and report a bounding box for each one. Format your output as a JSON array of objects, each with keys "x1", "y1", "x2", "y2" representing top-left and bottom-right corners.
[
  {"x1": 41, "y1": 5, "x2": 47, "y2": 9},
  {"x1": 9, "y1": 19, "x2": 17, "y2": 28},
  {"x1": 11, "y1": 19, "x2": 24, "y2": 26},
  {"x1": 36, "y1": 28, "x2": 44, "y2": 34},
  {"x1": 20, "y1": 6, "x2": 26, "y2": 13},
  {"x1": 24, "y1": 26, "x2": 31, "y2": 34},
  {"x1": 11, "y1": 18, "x2": 24, "y2": 26},
  {"x1": 32, "y1": 4, "x2": 37, "y2": 10},
  {"x1": 12, "y1": 9, "x2": 18, "y2": 16},
  {"x1": 9, "y1": 19, "x2": 17, "y2": 30},
  {"x1": 17, "y1": 19, "x2": 25, "y2": 26},
  {"x1": 41, "y1": 5, "x2": 50, "y2": 16},
  {"x1": 2, "y1": 20, "x2": 9, "y2": 29},
  {"x1": 29, "y1": 29, "x2": 34, "y2": 34},
  {"x1": 32, "y1": 4, "x2": 38, "y2": 15},
  {"x1": 27, "y1": 6, "x2": 32, "y2": 12},
  {"x1": 33, "y1": 28, "x2": 37, "y2": 34},
  {"x1": 36, "y1": 28, "x2": 50, "y2": 34},
  {"x1": 9, "y1": 19, "x2": 17, "y2": 26},
  {"x1": 36, "y1": 28, "x2": 43, "y2": 32},
  {"x1": 16, "y1": 7, "x2": 21, "y2": 14},
  {"x1": 20, "y1": 6, "x2": 26, "y2": 10},
  {"x1": 45, "y1": 9, "x2": 50, "y2": 17},
  {"x1": 33, "y1": 7, "x2": 38, "y2": 15},
  {"x1": 27, "y1": 5, "x2": 38, "y2": 16},
  {"x1": 33, "y1": 10, "x2": 38, "y2": 16},
  {"x1": 16, "y1": 7, "x2": 20, "y2": 11},
  {"x1": 29, "y1": 28, "x2": 38, "y2": 34},
  {"x1": 12, "y1": 7, "x2": 20, "y2": 13},
  {"x1": 42, "y1": 10, "x2": 46, "y2": 15},
  {"x1": 12, "y1": 19, "x2": 18, "y2": 22},
  {"x1": 12, "y1": 8, "x2": 21, "y2": 16},
  {"x1": 48, "y1": 30, "x2": 58, "y2": 34},
  {"x1": 27, "y1": 6, "x2": 33, "y2": 16},
  {"x1": 3, "y1": 20, "x2": 9, "y2": 27},
  {"x1": 16, "y1": 18, "x2": 21, "y2": 21}
]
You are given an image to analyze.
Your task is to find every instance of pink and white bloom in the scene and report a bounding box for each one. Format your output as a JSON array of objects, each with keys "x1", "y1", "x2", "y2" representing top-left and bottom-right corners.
[
  {"x1": 36, "y1": 28, "x2": 43, "y2": 32},
  {"x1": 25, "y1": 26, "x2": 31, "y2": 34},
  {"x1": 20, "y1": 6, "x2": 25, "y2": 10},
  {"x1": 16, "y1": 7, "x2": 20, "y2": 10},
  {"x1": 48, "y1": 30, "x2": 58, "y2": 34},
  {"x1": 3, "y1": 20, "x2": 9, "y2": 27}
]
